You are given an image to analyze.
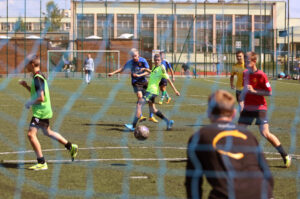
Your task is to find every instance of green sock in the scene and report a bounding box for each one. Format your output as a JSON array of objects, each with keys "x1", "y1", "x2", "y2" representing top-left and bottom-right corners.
[
  {"x1": 161, "y1": 91, "x2": 166, "y2": 100},
  {"x1": 165, "y1": 92, "x2": 169, "y2": 99}
]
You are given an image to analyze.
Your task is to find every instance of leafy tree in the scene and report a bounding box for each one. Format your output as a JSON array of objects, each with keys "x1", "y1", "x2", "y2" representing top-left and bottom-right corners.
[
  {"x1": 15, "y1": 17, "x2": 26, "y2": 32},
  {"x1": 44, "y1": 1, "x2": 63, "y2": 32}
]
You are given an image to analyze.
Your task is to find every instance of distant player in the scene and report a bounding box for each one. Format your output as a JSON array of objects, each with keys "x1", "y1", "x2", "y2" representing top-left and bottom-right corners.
[
  {"x1": 239, "y1": 51, "x2": 291, "y2": 168},
  {"x1": 158, "y1": 50, "x2": 175, "y2": 105},
  {"x1": 129, "y1": 53, "x2": 180, "y2": 131},
  {"x1": 108, "y1": 48, "x2": 158, "y2": 130},
  {"x1": 185, "y1": 90, "x2": 274, "y2": 199},
  {"x1": 19, "y1": 55, "x2": 78, "y2": 170},
  {"x1": 230, "y1": 50, "x2": 245, "y2": 112},
  {"x1": 84, "y1": 53, "x2": 94, "y2": 84}
]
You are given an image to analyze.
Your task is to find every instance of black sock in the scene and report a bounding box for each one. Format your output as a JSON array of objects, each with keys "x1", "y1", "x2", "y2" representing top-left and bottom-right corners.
[
  {"x1": 65, "y1": 141, "x2": 72, "y2": 150},
  {"x1": 132, "y1": 116, "x2": 139, "y2": 128},
  {"x1": 37, "y1": 157, "x2": 45, "y2": 164},
  {"x1": 155, "y1": 111, "x2": 169, "y2": 123},
  {"x1": 275, "y1": 145, "x2": 288, "y2": 158}
]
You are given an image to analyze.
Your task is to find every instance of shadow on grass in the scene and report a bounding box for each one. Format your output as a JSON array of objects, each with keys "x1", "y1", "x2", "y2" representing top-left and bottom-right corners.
[
  {"x1": 169, "y1": 160, "x2": 187, "y2": 163},
  {"x1": 111, "y1": 163, "x2": 127, "y2": 167},
  {"x1": 0, "y1": 162, "x2": 25, "y2": 169}
]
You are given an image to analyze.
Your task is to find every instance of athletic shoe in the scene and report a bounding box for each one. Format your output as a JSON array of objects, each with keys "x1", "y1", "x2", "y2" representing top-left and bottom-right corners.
[
  {"x1": 149, "y1": 116, "x2": 158, "y2": 123},
  {"x1": 284, "y1": 155, "x2": 292, "y2": 168},
  {"x1": 158, "y1": 100, "x2": 163, "y2": 105},
  {"x1": 28, "y1": 163, "x2": 48, "y2": 171},
  {"x1": 139, "y1": 116, "x2": 147, "y2": 122},
  {"x1": 166, "y1": 97, "x2": 172, "y2": 104},
  {"x1": 125, "y1": 123, "x2": 135, "y2": 131},
  {"x1": 167, "y1": 120, "x2": 174, "y2": 130},
  {"x1": 70, "y1": 144, "x2": 78, "y2": 161}
]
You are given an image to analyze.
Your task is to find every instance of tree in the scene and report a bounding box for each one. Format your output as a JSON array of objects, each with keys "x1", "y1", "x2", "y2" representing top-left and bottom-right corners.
[
  {"x1": 44, "y1": 1, "x2": 63, "y2": 32},
  {"x1": 15, "y1": 17, "x2": 26, "y2": 32}
]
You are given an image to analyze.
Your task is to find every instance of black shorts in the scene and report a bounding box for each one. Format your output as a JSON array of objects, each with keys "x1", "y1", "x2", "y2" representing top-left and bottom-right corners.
[
  {"x1": 236, "y1": 90, "x2": 242, "y2": 102},
  {"x1": 132, "y1": 82, "x2": 148, "y2": 95},
  {"x1": 144, "y1": 92, "x2": 157, "y2": 103},
  {"x1": 29, "y1": 117, "x2": 50, "y2": 129},
  {"x1": 238, "y1": 110, "x2": 268, "y2": 125},
  {"x1": 159, "y1": 78, "x2": 168, "y2": 87}
]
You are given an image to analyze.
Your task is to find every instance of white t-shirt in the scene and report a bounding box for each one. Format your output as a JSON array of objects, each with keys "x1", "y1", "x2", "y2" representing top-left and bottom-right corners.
[{"x1": 85, "y1": 58, "x2": 94, "y2": 71}]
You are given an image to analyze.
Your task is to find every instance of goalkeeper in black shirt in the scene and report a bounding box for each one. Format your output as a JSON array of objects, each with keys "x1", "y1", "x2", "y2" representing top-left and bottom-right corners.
[{"x1": 185, "y1": 90, "x2": 273, "y2": 199}]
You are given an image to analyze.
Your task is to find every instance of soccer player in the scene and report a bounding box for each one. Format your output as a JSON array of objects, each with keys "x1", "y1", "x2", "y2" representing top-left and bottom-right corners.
[
  {"x1": 230, "y1": 50, "x2": 245, "y2": 112},
  {"x1": 19, "y1": 55, "x2": 78, "y2": 170},
  {"x1": 84, "y1": 53, "x2": 94, "y2": 84},
  {"x1": 158, "y1": 50, "x2": 175, "y2": 105},
  {"x1": 185, "y1": 90, "x2": 274, "y2": 199},
  {"x1": 108, "y1": 48, "x2": 158, "y2": 128},
  {"x1": 239, "y1": 51, "x2": 291, "y2": 168},
  {"x1": 131, "y1": 53, "x2": 180, "y2": 130}
]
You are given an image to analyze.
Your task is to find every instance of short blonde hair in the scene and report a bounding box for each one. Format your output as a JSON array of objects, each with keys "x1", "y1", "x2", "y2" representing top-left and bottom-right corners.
[{"x1": 208, "y1": 90, "x2": 236, "y2": 117}]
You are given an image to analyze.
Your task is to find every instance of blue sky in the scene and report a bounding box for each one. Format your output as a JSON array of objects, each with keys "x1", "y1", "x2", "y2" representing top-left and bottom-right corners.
[{"x1": 0, "y1": 0, "x2": 299, "y2": 18}]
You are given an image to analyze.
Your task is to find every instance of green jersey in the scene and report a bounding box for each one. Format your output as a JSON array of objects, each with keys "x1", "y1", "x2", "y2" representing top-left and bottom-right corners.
[
  {"x1": 146, "y1": 65, "x2": 169, "y2": 95},
  {"x1": 31, "y1": 73, "x2": 53, "y2": 119}
]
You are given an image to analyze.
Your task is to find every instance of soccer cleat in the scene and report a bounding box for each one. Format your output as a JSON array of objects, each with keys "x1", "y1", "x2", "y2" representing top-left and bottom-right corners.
[
  {"x1": 28, "y1": 163, "x2": 48, "y2": 171},
  {"x1": 166, "y1": 97, "x2": 172, "y2": 104},
  {"x1": 167, "y1": 120, "x2": 174, "y2": 130},
  {"x1": 284, "y1": 155, "x2": 292, "y2": 168},
  {"x1": 149, "y1": 116, "x2": 158, "y2": 123},
  {"x1": 70, "y1": 144, "x2": 78, "y2": 161},
  {"x1": 139, "y1": 116, "x2": 147, "y2": 122},
  {"x1": 125, "y1": 123, "x2": 135, "y2": 131},
  {"x1": 158, "y1": 100, "x2": 163, "y2": 105}
]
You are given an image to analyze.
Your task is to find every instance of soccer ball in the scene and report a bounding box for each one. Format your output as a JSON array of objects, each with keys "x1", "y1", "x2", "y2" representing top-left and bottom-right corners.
[{"x1": 134, "y1": 125, "x2": 150, "y2": 140}]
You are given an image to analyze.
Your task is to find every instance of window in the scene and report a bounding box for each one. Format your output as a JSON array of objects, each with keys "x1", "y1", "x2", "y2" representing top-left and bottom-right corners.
[{"x1": 117, "y1": 14, "x2": 133, "y2": 37}]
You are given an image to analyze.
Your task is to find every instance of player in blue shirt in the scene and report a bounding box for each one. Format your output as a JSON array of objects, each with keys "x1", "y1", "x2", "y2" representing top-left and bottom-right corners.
[
  {"x1": 108, "y1": 48, "x2": 158, "y2": 129},
  {"x1": 158, "y1": 51, "x2": 175, "y2": 105}
]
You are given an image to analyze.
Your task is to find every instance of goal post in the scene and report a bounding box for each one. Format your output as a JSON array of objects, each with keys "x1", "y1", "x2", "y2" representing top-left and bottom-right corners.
[{"x1": 47, "y1": 50, "x2": 120, "y2": 78}]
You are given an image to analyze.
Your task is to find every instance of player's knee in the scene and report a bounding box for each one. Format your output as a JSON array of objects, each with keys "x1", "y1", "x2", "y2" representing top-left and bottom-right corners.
[{"x1": 27, "y1": 131, "x2": 36, "y2": 140}]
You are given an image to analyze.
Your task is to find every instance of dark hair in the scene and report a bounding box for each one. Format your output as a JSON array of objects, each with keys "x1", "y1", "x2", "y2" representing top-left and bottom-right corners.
[
  {"x1": 154, "y1": 54, "x2": 161, "y2": 60},
  {"x1": 236, "y1": 50, "x2": 244, "y2": 56},
  {"x1": 27, "y1": 54, "x2": 40, "y2": 67}
]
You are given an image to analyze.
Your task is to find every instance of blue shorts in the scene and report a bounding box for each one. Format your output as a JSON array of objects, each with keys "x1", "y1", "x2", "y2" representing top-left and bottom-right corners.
[
  {"x1": 144, "y1": 92, "x2": 157, "y2": 103},
  {"x1": 238, "y1": 110, "x2": 268, "y2": 125},
  {"x1": 159, "y1": 78, "x2": 168, "y2": 87}
]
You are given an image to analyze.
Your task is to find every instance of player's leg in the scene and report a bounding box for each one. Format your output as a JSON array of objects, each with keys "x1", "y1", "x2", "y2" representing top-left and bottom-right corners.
[
  {"x1": 236, "y1": 90, "x2": 244, "y2": 112},
  {"x1": 41, "y1": 125, "x2": 78, "y2": 161},
  {"x1": 85, "y1": 70, "x2": 89, "y2": 83},
  {"x1": 27, "y1": 118, "x2": 47, "y2": 170},
  {"x1": 257, "y1": 111, "x2": 291, "y2": 167},
  {"x1": 125, "y1": 89, "x2": 145, "y2": 131},
  {"x1": 150, "y1": 95, "x2": 174, "y2": 130}
]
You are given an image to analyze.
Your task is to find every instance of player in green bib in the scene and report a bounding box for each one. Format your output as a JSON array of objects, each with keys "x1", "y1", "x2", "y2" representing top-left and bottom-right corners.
[
  {"x1": 125, "y1": 54, "x2": 180, "y2": 131},
  {"x1": 19, "y1": 55, "x2": 78, "y2": 171}
]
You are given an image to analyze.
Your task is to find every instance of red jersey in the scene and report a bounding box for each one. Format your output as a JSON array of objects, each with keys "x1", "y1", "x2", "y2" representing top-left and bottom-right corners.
[{"x1": 243, "y1": 69, "x2": 272, "y2": 111}]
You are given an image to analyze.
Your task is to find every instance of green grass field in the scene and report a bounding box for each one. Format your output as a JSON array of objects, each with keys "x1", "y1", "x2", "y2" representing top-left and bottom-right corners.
[{"x1": 0, "y1": 76, "x2": 299, "y2": 199}]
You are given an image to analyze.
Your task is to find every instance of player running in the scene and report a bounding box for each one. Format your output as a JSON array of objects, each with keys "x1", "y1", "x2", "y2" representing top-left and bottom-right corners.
[
  {"x1": 230, "y1": 50, "x2": 245, "y2": 112},
  {"x1": 108, "y1": 48, "x2": 158, "y2": 128},
  {"x1": 19, "y1": 54, "x2": 78, "y2": 170},
  {"x1": 239, "y1": 51, "x2": 291, "y2": 168},
  {"x1": 158, "y1": 50, "x2": 175, "y2": 105},
  {"x1": 125, "y1": 53, "x2": 180, "y2": 131}
]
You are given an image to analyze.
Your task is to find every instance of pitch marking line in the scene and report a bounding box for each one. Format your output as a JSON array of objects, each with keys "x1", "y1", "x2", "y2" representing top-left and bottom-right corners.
[{"x1": 1, "y1": 158, "x2": 187, "y2": 164}]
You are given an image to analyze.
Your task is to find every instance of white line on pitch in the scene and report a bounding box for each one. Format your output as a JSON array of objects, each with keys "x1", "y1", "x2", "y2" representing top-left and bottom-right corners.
[
  {"x1": 130, "y1": 176, "x2": 149, "y2": 179},
  {"x1": 203, "y1": 79, "x2": 229, "y2": 85},
  {"x1": 0, "y1": 146, "x2": 188, "y2": 155},
  {"x1": 1, "y1": 158, "x2": 187, "y2": 164}
]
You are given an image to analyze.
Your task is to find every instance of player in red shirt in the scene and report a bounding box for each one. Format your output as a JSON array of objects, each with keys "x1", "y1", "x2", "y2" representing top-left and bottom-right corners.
[{"x1": 238, "y1": 51, "x2": 291, "y2": 168}]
